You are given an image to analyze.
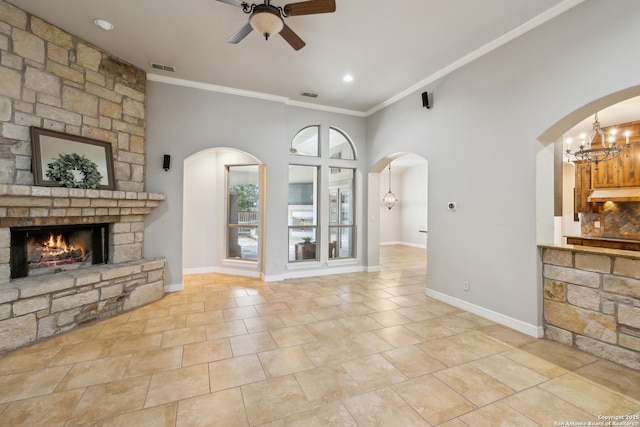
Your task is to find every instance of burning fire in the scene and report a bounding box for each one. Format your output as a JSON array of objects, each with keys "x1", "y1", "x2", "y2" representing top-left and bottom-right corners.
[
  {"x1": 42, "y1": 233, "x2": 83, "y2": 257},
  {"x1": 44, "y1": 233, "x2": 68, "y2": 252}
]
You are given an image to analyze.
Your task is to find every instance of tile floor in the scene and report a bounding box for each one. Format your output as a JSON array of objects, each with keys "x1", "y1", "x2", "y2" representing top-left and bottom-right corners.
[{"x1": 0, "y1": 246, "x2": 639, "y2": 426}]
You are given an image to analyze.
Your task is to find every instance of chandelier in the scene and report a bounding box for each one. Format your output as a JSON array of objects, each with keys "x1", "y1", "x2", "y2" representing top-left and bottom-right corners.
[
  {"x1": 565, "y1": 113, "x2": 631, "y2": 169},
  {"x1": 382, "y1": 163, "x2": 398, "y2": 210}
]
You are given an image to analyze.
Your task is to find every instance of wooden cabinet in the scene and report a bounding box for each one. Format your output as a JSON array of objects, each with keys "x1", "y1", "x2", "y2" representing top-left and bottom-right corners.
[
  {"x1": 619, "y1": 137, "x2": 640, "y2": 186},
  {"x1": 574, "y1": 161, "x2": 593, "y2": 213},
  {"x1": 592, "y1": 155, "x2": 620, "y2": 188},
  {"x1": 573, "y1": 120, "x2": 640, "y2": 213}
]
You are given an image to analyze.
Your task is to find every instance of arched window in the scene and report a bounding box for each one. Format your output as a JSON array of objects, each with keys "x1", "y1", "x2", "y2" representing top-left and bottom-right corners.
[
  {"x1": 290, "y1": 125, "x2": 319, "y2": 157},
  {"x1": 288, "y1": 125, "x2": 357, "y2": 262},
  {"x1": 329, "y1": 127, "x2": 356, "y2": 160}
]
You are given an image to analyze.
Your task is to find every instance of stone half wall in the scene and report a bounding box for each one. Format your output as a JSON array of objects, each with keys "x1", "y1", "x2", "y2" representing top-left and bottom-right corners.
[
  {"x1": 540, "y1": 245, "x2": 640, "y2": 370},
  {"x1": 0, "y1": 0, "x2": 146, "y2": 192}
]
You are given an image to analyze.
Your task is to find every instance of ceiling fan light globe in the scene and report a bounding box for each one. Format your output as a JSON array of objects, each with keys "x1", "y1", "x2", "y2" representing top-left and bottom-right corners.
[{"x1": 249, "y1": 10, "x2": 284, "y2": 39}]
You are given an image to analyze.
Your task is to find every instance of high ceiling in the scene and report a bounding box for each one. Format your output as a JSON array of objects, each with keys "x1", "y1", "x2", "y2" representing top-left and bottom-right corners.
[{"x1": 8, "y1": 0, "x2": 581, "y2": 115}]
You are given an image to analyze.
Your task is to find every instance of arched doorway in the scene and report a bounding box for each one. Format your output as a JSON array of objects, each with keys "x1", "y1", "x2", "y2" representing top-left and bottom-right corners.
[
  {"x1": 537, "y1": 87, "x2": 640, "y2": 246},
  {"x1": 182, "y1": 147, "x2": 266, "y2": 278},
  {"x1": 367, "y1": 153, "x2": 428, "y2": 275}
]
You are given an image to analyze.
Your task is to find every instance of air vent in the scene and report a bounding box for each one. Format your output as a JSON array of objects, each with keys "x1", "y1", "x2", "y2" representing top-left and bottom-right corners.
[
  {"x1": 300, "y1": 92, "x2": 318, "y2": 98},
  {"x1": 150, "y1": 62, "x2": 176, "y2": 72}
]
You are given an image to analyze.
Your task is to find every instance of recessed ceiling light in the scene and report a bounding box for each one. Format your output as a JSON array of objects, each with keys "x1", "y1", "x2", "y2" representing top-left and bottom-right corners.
[
  {"x1": 93, "y1": 18, "x2": 114, "y2": 31},
  {"x1": 343, "y1": 74, "x2": 354, "y2": 83}
]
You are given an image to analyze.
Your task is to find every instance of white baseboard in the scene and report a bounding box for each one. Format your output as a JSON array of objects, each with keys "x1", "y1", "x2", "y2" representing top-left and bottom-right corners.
[
  {"x1": 380, "y1": 241, "x2": 427, "y2": 249},
  {"x1": 182, "y1": 266, "x2": 217, "y2": 275},
  {"x1": 366, "y1": 265, "x2": 381, "y2": 273},
  {"x1": 425, "y1": 288, "x2": 544, "y2": 338},
  {"x1": 182, "y1": 266, "x2": 261, "y2": 279}
]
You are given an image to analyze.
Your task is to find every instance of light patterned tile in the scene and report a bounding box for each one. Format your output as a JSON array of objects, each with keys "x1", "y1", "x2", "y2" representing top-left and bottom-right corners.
[
  {"x1": 381, "y1": 345, "x2": 446, "y2": 377},
  {"x1": 243, "y1": 315, "x2": 285, "y2": 333},
  {"x1": 182, "y1": 339, "x2": 232, "y2": 366},
  {"x1": 259, "y1": 347, "x2": 315, "y2": 378},
  {"x1": 269, "y1": 325, "x2": 317, "y2": 347},
  {"x1": 229, "y1": 331, "x2": 277, "y2": 356},
  {"x1": 393, "y1": 375, "x2": 476, "y2": 425},
  {"x1": 47, "y1": 339, "x2": 114, "y2": 366},
  {"x1": 471, "y1": 354, "x2": 549, "y2": 391},
  {"x1": 459, "y1": 401, "x2": 539, "y2": 427},
  {"x1": 539, "y1": 373, "x2": 640, "y2": 417},
  {"x1": 242, "y1": 375, "x2": 311, "y2": 425},
  {"x1": 102, "y1": 403, "x2": 177, "y2": 427},
  {"x1": 416, "y1": 338, "x2": 482, "y2": 367},
  {"x1": 209, "y1": 354, "x2": 266, "y2": 392},
  {"x1": 1, "y1": 389, "x2": 84, "y2": 426},
  {"x1": 374, "y1": 325, "x2": 424, "y2": 347},
  {"x1": 160, "y1": 325, "x2": 206, "y2": 348},
  {"x1": 176, "y1": 388, "x2": 248, "y2": 427},
  {"x1": 343, "y1": 387, "x2": 429, "y2": 426},
  {"x1": 124, "y1": 346, "x2": 183, "y2": 378},
  {"x1": 282, "y1": 402, "x2": 358, "y2": 426},
  {"x1": 185, "y1": 310, "x2": 224, "y2": 327},
  {"x1": 67, "y1": 376, "x2": 150, "y2": 424},
  {"x1": 504, "y1": 386, "x2": 594, "y2": 425},
  {"x1": 434, "y1": 364, "x2": 515, "y2": 406},
  {"x1": 168, "y1": 302, "x2": 204, "y2": 316},
  {"x1": 0, "y1": 347, "x2": 61, "y2": 376},
  {"x1": 56, "y1": 355, "x2": 131, "y2": 392},
  {"x1": 145, "y1": 364, "x2": 210, "y2": 407}
]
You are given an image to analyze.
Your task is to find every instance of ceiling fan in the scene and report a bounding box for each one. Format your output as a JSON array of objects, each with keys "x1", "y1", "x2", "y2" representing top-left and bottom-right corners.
[{"x1": 216, "y1": 0, "x2": 336, "y2": 50}]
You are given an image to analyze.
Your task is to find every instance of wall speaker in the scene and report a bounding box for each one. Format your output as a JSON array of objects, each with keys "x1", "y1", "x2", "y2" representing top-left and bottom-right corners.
[
  {"x1": 421, "y1": 91, "x2": 432, "y2": 109},
  {"x1": 162, "y1": 154, "x2": 171, "y2": 171}
]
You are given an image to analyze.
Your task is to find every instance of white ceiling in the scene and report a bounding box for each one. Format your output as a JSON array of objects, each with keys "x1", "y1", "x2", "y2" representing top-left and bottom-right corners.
[{"x1": 8, "y1": 0, "x2": 582, "y2": 115}]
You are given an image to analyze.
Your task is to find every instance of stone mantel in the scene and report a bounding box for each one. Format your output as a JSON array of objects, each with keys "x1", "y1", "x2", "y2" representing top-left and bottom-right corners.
[{"x1": 0, "y1": 184, "x2": 165, "y2": 228}]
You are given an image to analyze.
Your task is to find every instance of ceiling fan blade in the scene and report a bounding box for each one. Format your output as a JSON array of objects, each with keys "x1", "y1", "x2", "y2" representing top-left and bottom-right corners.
[
  {"x1": 280, "y1": 23, "x2": 306, "y2": 50},
  {"x1": 215, "y1": 0, "x2": 244, "y2": 7},
  {"x1": 227, "y1": 22, "x2": 253, "y2": 44},
  {"x1": 284, "y1": 0, "x2": 336, "y2": 16}
]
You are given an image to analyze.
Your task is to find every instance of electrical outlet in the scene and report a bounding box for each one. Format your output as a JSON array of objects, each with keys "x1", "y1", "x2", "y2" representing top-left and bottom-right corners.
[{"x1": 463, "y1": 281, "x2": 470, "y2": 291}]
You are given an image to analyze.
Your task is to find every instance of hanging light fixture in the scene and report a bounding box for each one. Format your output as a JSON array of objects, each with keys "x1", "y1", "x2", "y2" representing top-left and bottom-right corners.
[
  {"x1": 382, "y1": 163, "x2": 398, "y2": 210},
  {"x1": 248, "y1": 2, "x2": 284, "y2": 40},
  {"x1": 565, "y1": 113, "x2": 631, "y2": 169}
]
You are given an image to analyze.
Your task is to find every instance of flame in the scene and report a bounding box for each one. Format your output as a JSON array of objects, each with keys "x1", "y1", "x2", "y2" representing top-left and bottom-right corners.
[{"x1": 43, "y1": 233, "x2": 73, "y2": 253}]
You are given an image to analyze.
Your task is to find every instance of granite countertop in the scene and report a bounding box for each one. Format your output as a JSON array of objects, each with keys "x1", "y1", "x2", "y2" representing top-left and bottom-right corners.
[
  {"x1": 539, "y1": 242, "x2": 640, "y2": 259},
  {"x1": 564, "y1": 235, "x2": 640, "y2": 243}
]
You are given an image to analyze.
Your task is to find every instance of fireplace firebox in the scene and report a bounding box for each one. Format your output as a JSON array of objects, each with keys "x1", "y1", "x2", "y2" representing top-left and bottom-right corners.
[{"x1": 10, "y1": 223, "x2": 109, "y2": 279}]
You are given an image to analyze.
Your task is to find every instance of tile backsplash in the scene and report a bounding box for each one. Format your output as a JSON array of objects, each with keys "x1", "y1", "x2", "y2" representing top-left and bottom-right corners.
[{"x1": 582, "y1": 202, "x2": 640, "y2": 240}]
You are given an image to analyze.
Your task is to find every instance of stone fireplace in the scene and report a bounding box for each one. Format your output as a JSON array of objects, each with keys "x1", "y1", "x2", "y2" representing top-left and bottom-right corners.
[
  {"x1": 0, "y1": 1, "x2": 167, "y2": 354},
  {"x1": 0, "y1": 185, "x2": 166, "y2": 354}
]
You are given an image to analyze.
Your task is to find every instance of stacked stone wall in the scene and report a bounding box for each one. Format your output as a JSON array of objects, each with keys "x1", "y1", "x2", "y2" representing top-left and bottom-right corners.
[
  {"x1": 0, "y1": 1, "x2": 167, "y2": 353},
  {"x1": 0, "y1": 0, "x2": 146, "y2": 192},
  {"x1": 541, "y1": 246, "x2": 640, "y2": 370}
]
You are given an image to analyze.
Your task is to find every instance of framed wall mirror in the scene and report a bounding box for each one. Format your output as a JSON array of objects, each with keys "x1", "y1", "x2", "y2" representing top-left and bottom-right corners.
[{"x1": 30, "y1": 127, "x2": 115, "y2": 190}]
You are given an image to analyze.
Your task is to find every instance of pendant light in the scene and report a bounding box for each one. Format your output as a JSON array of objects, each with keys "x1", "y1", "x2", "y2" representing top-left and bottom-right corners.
[{"x1": 382, "y1": 163, "x2": 398, "y2": 210}]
